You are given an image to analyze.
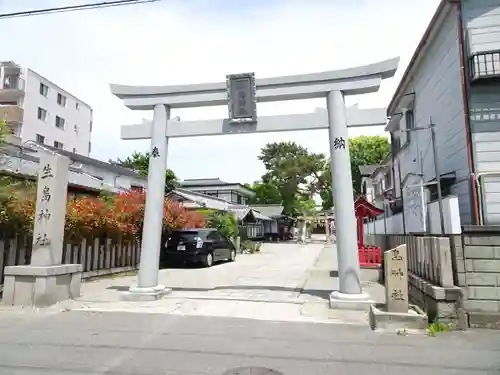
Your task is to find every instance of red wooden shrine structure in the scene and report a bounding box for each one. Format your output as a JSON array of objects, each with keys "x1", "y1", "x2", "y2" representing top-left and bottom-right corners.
[{"x1": 355, "y1": 196, "x2": 383, "y2": 267}]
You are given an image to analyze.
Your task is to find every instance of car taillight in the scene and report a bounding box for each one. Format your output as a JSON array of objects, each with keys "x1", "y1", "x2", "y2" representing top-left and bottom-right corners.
[{"x1": 195, "y1": 236, "x2": 204, "y2": 249}]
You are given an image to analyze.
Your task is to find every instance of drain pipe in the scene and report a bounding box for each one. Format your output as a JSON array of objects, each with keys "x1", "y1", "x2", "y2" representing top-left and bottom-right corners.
[{"x1": 452, "y1": 0, "x2": 480, "y2": 224}]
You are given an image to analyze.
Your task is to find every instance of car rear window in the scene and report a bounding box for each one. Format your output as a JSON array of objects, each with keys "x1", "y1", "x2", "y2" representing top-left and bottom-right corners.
[{"x1": 168, "y1": 231, "x2": 208, "y2": 243}]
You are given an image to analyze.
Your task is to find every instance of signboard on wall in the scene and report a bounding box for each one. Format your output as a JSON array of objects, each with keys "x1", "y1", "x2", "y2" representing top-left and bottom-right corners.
[
  {"x1": 226, "y1": 72, "x2": 257, "y2": 123},
  {"x1": 403, "y1": 174, "x2": 428, "y2": 233}
]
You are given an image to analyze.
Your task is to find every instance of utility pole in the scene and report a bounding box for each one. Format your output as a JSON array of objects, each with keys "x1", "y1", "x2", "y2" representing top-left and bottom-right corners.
[
  {"x1": 430, "y1": 117, "x2": 446, "y2": 234},
  {"x1": 397, "y1": 160, "x2": 407, "y2": 234}
]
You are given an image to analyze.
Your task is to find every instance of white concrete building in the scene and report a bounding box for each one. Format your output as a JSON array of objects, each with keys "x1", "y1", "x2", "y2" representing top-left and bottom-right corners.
[
  {"x1": 0, "y1": 141, "x2": 146, "y2": 194},
  {"x1": 0, "y1": 61, "x2": 93, "y2": 156}
]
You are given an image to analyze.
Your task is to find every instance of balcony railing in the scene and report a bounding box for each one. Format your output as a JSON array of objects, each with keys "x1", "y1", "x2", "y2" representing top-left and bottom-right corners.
[
  {"x1": 469, "y1": 50, "x2": 500, "y2": 82},
  {"x1": 0, "y1": 105, "x2": 23, "y2": 123},
  {"x1": 1, "y1": 76, "x2": 25, "y2": 91}
]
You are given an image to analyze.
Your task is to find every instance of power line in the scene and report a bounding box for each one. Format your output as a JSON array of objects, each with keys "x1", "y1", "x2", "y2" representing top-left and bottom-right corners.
[{"x1": 0, "y1": 0, "x2": 161, "y2": 19}]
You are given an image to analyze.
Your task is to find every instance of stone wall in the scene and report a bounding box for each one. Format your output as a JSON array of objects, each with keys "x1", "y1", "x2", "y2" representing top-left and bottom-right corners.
[{"x1": 460, "y1": 226, "x2": 500, "y2": 329}]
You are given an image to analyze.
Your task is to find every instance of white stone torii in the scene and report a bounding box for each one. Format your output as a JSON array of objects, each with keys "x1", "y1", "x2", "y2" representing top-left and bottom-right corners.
[{"x1": 111, "y1": 57, "x2": 399, "y2": 308}]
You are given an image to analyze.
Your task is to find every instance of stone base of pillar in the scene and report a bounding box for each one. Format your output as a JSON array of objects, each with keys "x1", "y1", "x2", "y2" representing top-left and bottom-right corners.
[
  {"x1": 1, "y1": 264, "x2": 82, "y2": 307},
  {"x1": 323, "y1": 242, "x2": 335, "y2": 249},
  {"x1": 120, "y1": 284, "x2": 171, "y2": 301},
  {"x1": 329, "y1": 290, "x2": 375, "y2": 311}
]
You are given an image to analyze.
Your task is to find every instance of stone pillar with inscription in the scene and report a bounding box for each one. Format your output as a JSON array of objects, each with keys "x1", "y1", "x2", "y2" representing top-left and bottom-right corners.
[
  {"x1": 384, "y1": 244, "x2": 409, "y2": 313},
  {"x1": 2, "y1": 153, "x2": 82, "y2": 307},
  {"x1": 370, "y1": 243, "x2": 427, "y2": 331},
  {"x1": 326, "y1": 90, "x2": 374, "y2": 309},
  {"x1": 31, "y1": 156, "x2": 69, "y2": 266}
]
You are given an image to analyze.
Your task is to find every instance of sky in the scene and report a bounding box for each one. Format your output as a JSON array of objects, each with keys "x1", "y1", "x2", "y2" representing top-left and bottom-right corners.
[{"x1": 0, "y1": 0, "x2": 441, "y2": 184}]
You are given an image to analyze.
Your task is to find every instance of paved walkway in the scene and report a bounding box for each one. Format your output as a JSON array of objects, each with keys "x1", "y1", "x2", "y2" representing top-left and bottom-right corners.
[
  {"x1": 0, "y1": 236, "x2": 387, "y2": 326},
  {"x1": 39, "y1": 237, "x2": 340, "y2": 323},
  {"x1": 1, "y1": 235, "x2": 384, "y2": 325}
]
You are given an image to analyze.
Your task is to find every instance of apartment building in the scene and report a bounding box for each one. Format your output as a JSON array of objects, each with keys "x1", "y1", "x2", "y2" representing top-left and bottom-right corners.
[
  {"x1": 0, "y1": 61, "x2": 93, "y2": 156},
  {"x1": 373, "y1": 0, "x2": 500, "y2": 227}
]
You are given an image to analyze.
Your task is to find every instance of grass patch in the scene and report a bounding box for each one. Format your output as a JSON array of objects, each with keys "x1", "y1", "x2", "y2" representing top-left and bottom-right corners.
[
  {"x1": 241, "y1": 240, "x2": 263, "y2": 254},
  {"x1": 428, "y1": 319, "x2": 449, "y2": 337}
]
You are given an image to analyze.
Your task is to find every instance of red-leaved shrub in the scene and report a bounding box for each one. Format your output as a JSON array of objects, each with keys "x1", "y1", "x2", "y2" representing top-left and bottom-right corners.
[{"x1": 0, "y1": 181, "x2": 206, "y2": 240}]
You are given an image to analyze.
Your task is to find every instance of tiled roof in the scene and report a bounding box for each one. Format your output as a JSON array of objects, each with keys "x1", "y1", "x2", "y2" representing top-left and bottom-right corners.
[
  {"x1": 180, "y1": 178, "x2": 255, "y2": 194},
  {"x1": 229, "y1": 206, "x2": 272, "y2": 221},
  {"x1": 40, "y1": 144, "x2": 146, "y2": 179},
  {"x1": 359, "y1": 165, "x2": 379, "y2": 176},
  {"x1": 167, "y1": 188, "x2": 229, "y2": 211},
  {"x1": 250, "y1": 205, "x2": 284, "y2": 218},
  {"x1": 180, "y1": 178, "x2": 231, "y2": 187}
]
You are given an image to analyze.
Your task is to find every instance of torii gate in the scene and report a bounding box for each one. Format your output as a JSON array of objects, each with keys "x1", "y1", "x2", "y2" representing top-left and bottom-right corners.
[{"x1": 110, "y1": 57, "x2": 399, "y2": 308}]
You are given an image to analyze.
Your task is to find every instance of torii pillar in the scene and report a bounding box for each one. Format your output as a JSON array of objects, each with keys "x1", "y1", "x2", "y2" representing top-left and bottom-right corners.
[{"x1": 110, "y1": 57, "x2": 399, "y2": 309}]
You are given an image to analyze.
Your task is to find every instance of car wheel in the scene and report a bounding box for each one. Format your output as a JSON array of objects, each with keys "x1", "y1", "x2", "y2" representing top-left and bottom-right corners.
[
  {"x1": 203, "y1": 252, "x2": 214, "y2": 268},
  {"x1": 228, "y1": 249, "x2": 236, "y2": 262}
]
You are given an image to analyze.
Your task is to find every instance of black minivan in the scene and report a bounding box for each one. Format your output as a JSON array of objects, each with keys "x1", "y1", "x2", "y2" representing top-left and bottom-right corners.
[{"x1": 160, "y1": 228, "x2": 236, "y2": 267}]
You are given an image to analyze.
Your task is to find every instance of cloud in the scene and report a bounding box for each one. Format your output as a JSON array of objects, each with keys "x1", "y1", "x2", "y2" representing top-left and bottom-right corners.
[{"x1": 0, "y1": 0, "x2": 440, "y2": 182}]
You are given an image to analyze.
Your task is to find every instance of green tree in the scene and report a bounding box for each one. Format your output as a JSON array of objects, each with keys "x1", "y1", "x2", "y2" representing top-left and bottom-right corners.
[
  {"x1": 110, "y1": 151, "x2": 179, "y2": 193},
  {"x1": 245, "y1": 180, "x2": 282, "y2": 205},
  {"x1": 0, "y1": 120, "x2": 8, "y2": 145},
  {"x1": 294, "y1": 197, "x2": 317, "y2": 214},
  {"x1": 257, "y1": 142, "x2": 326, "y2": 215},
  {"x1": 319, "y1": 135, "x2": 390, "y2": 209},
  {"x1": 206, "y1": 212, "x2": 239, "y2": 238}
]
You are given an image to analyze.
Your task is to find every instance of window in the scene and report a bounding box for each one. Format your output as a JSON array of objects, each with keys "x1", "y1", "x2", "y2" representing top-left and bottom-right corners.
[
  {"x1": 54, "y1": 141, "x2": 63, "y2": 149},
  {"x1": 405, "y1": 110, "x2": 415, "y2": 130},
  {"x1": 39, "y1": 83, "x2": 48, "y2": 97},
  {"x1": 89, "y1": 120, "x2": 93, "y2": 132},
  {"x1": 404, "y1": 110, "x2": 415, "y2": 143},
  {"x1": 57, "y1": 93, "x2": 66, "y2": 107},
  {"x1": 88, "y1": 141, "x2": 92, "y2": 153},
  {"x1": 237, "y1": 194, "x2": 242, "y2": 204},
  {"x1": 75, "y1": 102, "x2": 80, "y2": 110},
  {"x1": 55, "y1": 116, "x2": 65, "y2": 129},
  {"x1": 391, "y1": 132, "x2": 401, "y2": 155},
  {"x1": 384, "y1": 171, "x2": 392, "y2": 189},
  {"x1": 36, "y1": 134, "x2": 45, "y2": 144},
  {"x1": 207, "y1": 231, "x2": 224, "y2": 241},
  {"x1": 231, "y1": 191, "x2": 238, "y2": 203},
  {"x1": 37, "y1": 107, "x2": 47, "y2": 121}
]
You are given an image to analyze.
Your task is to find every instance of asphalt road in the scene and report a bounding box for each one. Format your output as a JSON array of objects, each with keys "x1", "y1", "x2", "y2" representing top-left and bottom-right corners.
[{"x1": 0, "y1": 310, "x2": 499, "y2": 375}]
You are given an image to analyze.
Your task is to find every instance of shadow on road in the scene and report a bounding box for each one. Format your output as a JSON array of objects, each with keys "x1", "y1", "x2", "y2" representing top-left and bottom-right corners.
[
  {"x1": 106, "y1": 284, "x2": 331, "y2": 300},
  {"x1": 159, "y1": 261, "x2": 229, "y2": 270}
]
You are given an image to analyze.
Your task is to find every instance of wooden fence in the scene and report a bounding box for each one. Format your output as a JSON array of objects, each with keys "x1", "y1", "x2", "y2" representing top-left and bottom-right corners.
[{"x1": 0, "y1": 235, "x2": 141, "y2": 290}]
